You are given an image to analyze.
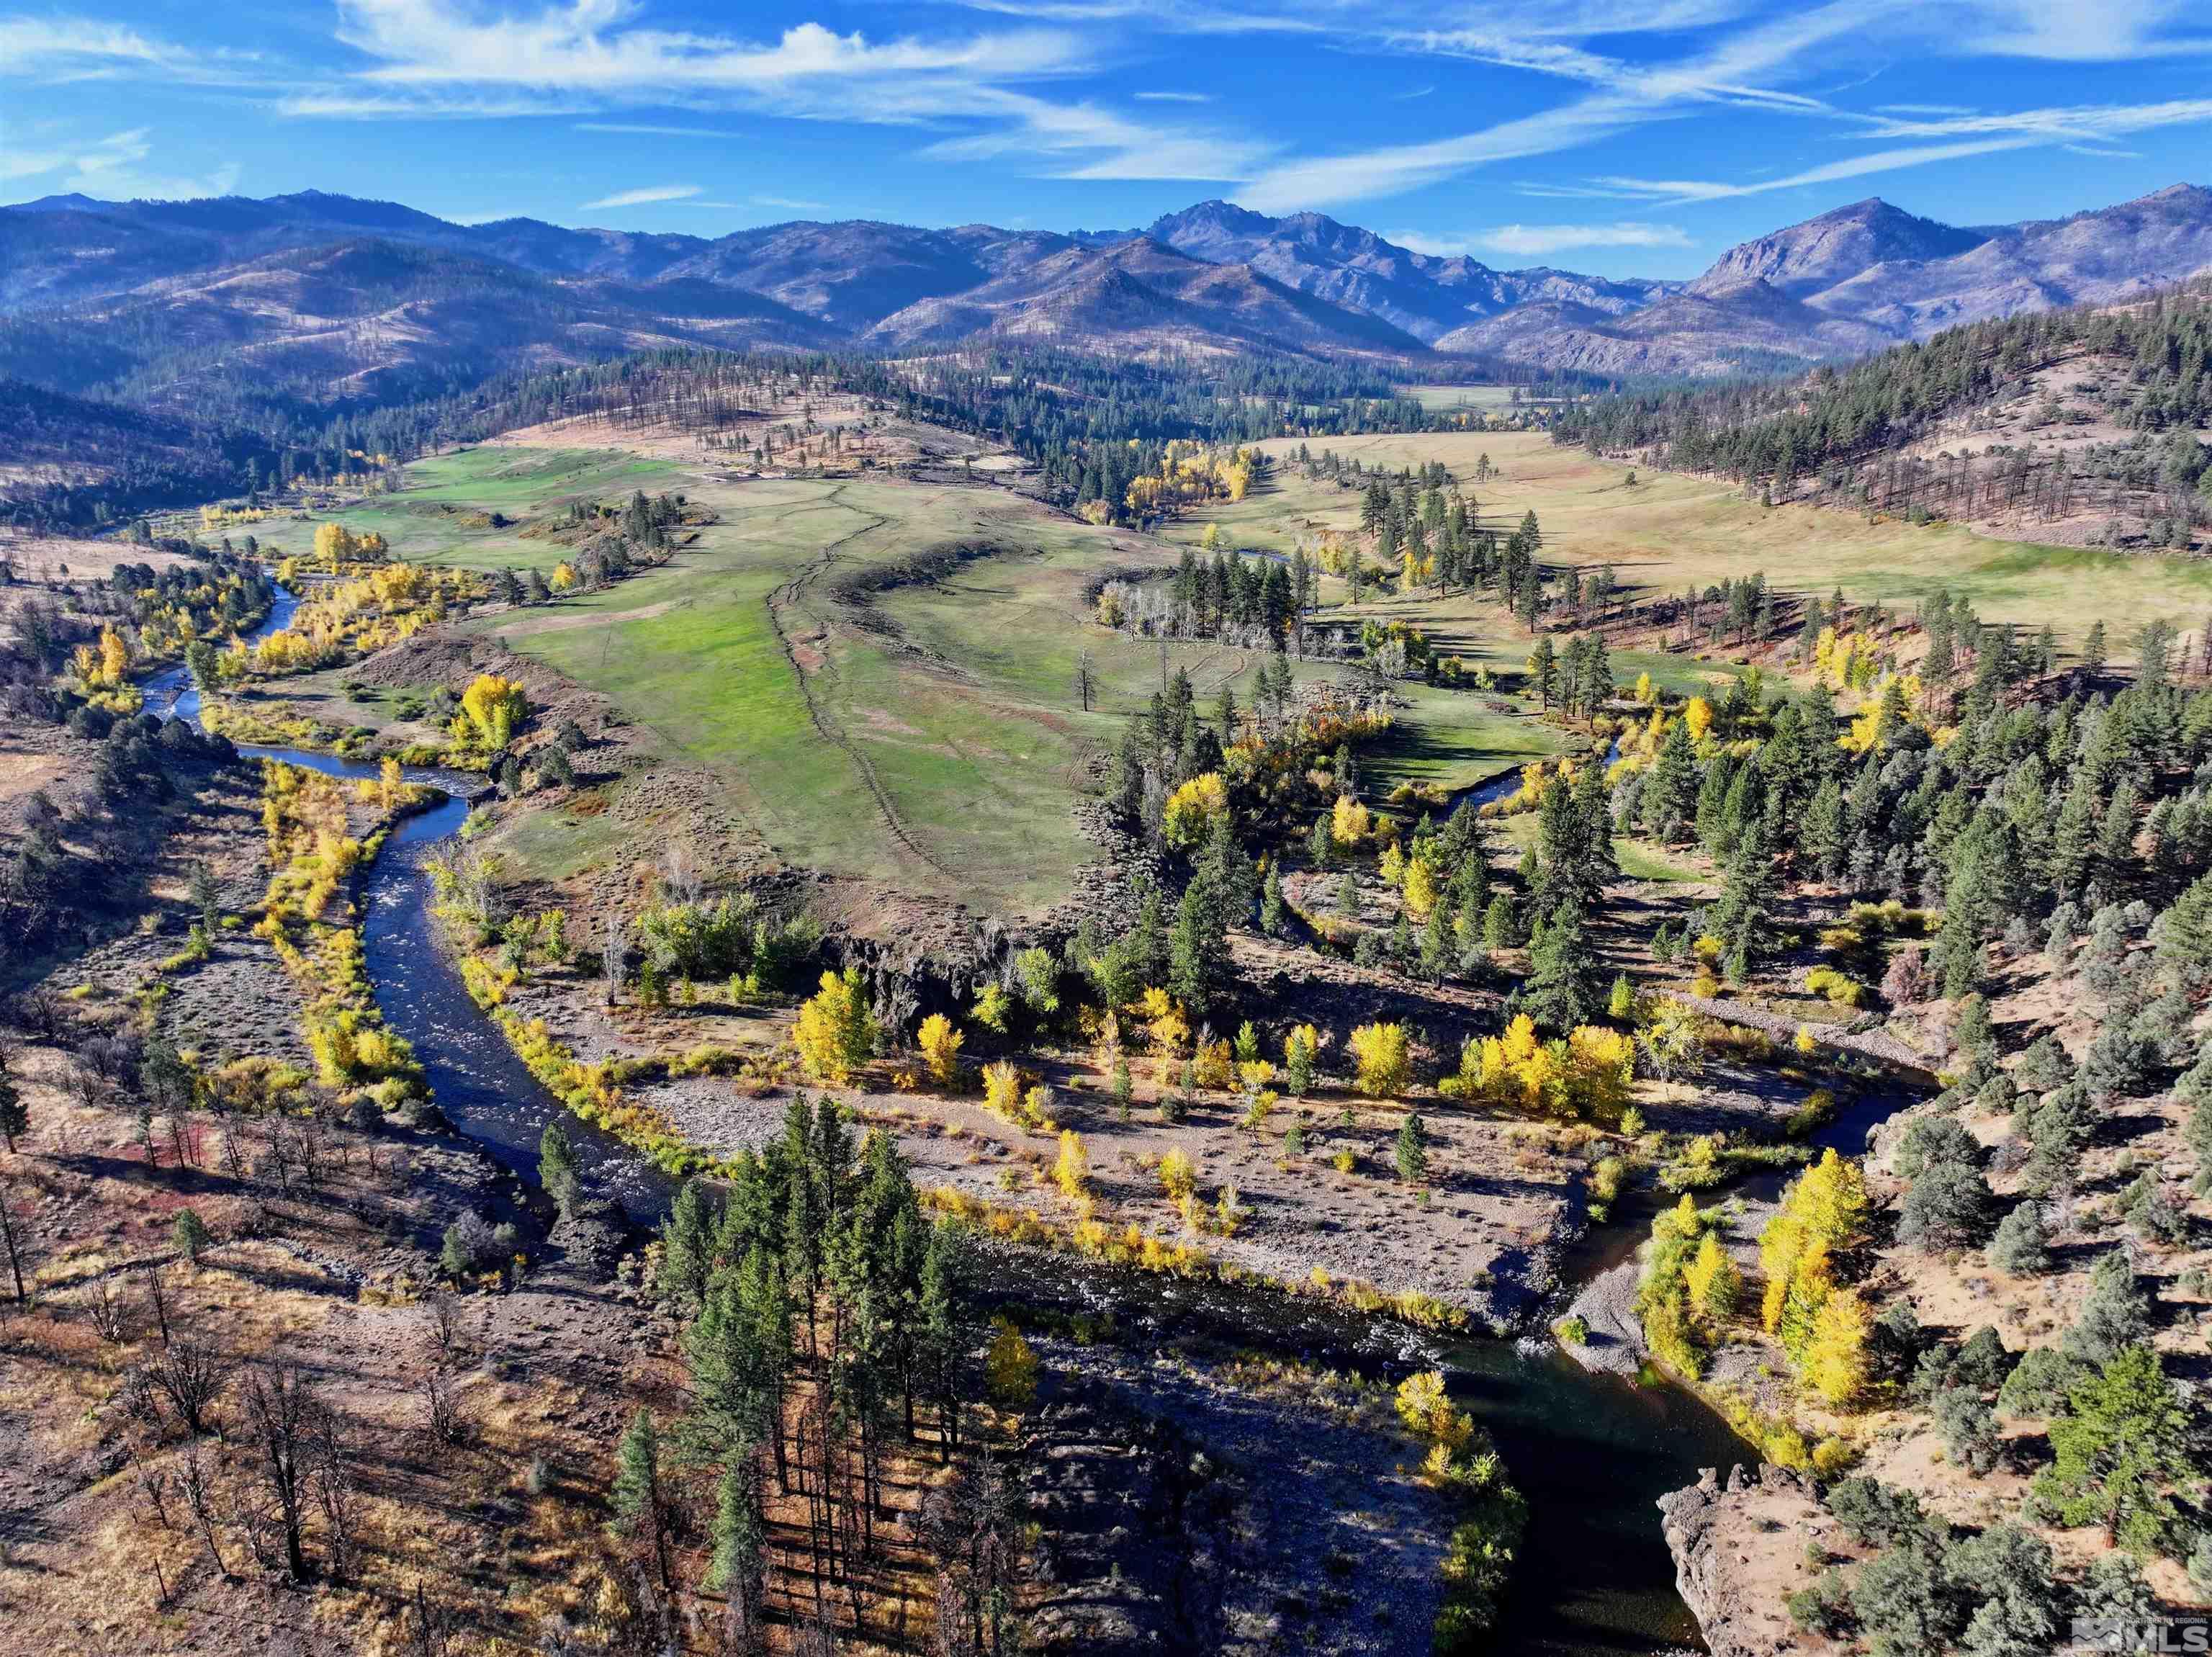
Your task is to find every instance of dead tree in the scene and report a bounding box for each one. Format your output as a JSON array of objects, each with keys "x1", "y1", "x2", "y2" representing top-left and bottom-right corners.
[
  {"x1": 145, "y1": 1338, "x2": 228, "y2": 1436},
  {"x1": 178, "y1": 1440, "x2": 230, "y2": 1577},
  {"x1": 243, "y1": 1363, "x2": 315, "y2": 1581}
]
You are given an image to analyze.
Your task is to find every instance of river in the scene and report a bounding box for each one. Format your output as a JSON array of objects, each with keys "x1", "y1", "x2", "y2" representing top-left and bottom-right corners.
[{"x1": 148, "y1": 578, "x2": 1866, "y2": 1656}]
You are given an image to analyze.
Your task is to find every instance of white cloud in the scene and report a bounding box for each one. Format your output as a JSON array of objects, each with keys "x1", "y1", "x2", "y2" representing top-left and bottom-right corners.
[
  {"x1": 751, "y1": 193, "x2": 832, "y2": 212},
  {"x1": 1132, "y1": 90, "x2": 1210, "y2": 103},
  {"x1": 330, "y1": 2, "x2": 1080, "y2": 97},
  {"x1": 924, "y1": 91, "x2": 1274, "y2": 181},
  {"x1": 581, "y1": 183, "x2": 701, "y2": 209},
  {"x1": 1955, "y1": 0, "x2": 2212, "y2": 61},
  {"x1": 575, "y1": 120, "x2": 733, "y2": 137},
  {"x1": 1593, "y1": 137, "x2": 2039, "y2": 202},
  {"x1": 0, "y1": 16, "x2": 172, "y2": 75},
  {"x1": 1, "y1": 127, "x2": 240, "y2": 201},
  {"x1": 1854, "y1": 96, "x2": 2212, "y2": 144},
  {"x1": 1395, "y1": 221, "x2": 1694, "y2": 258},
  {"x1": 1240, "y1": 0, "x2": 1879, "y2": 211}
]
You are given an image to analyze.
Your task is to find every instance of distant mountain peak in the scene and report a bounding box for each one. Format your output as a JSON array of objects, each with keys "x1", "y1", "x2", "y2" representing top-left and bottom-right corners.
[{"x1": 1690, "y1": 198, "x2": 1987, "y2": 299}]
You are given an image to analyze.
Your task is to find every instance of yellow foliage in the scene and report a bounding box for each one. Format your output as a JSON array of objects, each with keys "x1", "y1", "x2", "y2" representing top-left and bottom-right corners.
[
  {"x1": 1138, "y1": 987, "x2": 1189, "y2": 1056},
  {"x1": 1683, "y1": 696, "x2": 1713, "y2": 743},
  {"x1": 981, "y1": 1059, "x2": 1025, "y2": 1121},
  {"x1": 1331, "y1": 794, "x2": 1372, "y2": 849},
  {"x1": 1164, "y1": 772, "x2": 1230, "y2": 849},
  {"x1": 1802, "y1": 1288, "x2": 1872, "y2": 1406},
  {"x1": 1401, "y1": 853, "x2": 1440, "y2": 921},
  {"x1": 1158, "y1": 1147, "x2": 1198, "y2": 1204},
  {"x1": 984, "y1": 1319, "x2": 1039, "y2": 1409},
  {"x1": 793, "y1": 966, "x2": 871, "y2": 1082},
  {"x1": 459, "y1": 673, "x2": 528, "y2": 750},
  {"x1": 1054, "y1": 1131, "x2": 1091, "y2": 1202},
  {"x1": 917, "y1": 1012, "x2": 964, "y2": 1085},
  {"x1": 1683, "y1": 1232, "x2": 1740, "y2": 1324},
  {"x1": 1348, "y1": 1021, "x2": 1411, "y2": 1097}
]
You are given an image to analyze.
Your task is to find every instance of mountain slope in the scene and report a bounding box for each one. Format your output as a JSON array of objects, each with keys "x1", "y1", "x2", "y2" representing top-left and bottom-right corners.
[
  {"x1": 865, "y1": 238, "x2": 1426, "y2": 356},
  {"x1": 1144, "y1": 200, "x2": 1676, "y2": 343},
  {"x1": 1686, "y1": 198, "x2": 1990, "y2": 298},
  {"x1": 1454, "y1": 184, "x2": 2212, "y2": 375},
  {"x1": 4, "y1": 181, "x2": 2211, "y2": 390}
]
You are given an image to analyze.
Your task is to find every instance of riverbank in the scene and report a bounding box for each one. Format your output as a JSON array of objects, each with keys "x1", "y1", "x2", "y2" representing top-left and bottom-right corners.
[{"x1": 110, "y1": 562, "x2": 1779, "y2": 1653}]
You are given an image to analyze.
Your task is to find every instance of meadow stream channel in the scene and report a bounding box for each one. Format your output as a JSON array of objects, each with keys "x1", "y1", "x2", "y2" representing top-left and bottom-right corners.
[{"x1": 145, "y1": 579, "x2": 1915, "y2": 1656}]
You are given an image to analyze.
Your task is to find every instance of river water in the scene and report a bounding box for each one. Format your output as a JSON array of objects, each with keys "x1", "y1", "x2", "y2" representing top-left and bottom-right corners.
[{"x1": 145, "y1": 579, "x2": 1872, "y2": 1656}]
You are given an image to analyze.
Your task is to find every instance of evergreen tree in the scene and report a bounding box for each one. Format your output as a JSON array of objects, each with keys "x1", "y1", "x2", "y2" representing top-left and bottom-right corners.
[
  {"x1": 2038, "y1": 1344, "x2": 2192, "y2": 1550},
  {"x1": 612, "y1": 1408, "x2": 672, "y2": 1590},
  {"x1": 538, "y1": 1119, "x2": 583, "y2": 1216}
]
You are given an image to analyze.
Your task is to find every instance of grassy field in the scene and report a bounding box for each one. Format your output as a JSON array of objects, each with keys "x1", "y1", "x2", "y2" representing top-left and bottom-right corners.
[
  {"x1": 1396, "y1": 384, "x2": 1521, "y2": 414},
  {"x1": 1212, "y1": 431, "x2": 2212, "y2": 652},
  {"x1": 432, "y1": 467, "x2": 1212, "y2": 912},
  {"x1": 254, "y1": 442, "x2": 1587, "y2": 907},
  {"x1": 240, "y1": 449, "x2": 686, "y2": 572}
]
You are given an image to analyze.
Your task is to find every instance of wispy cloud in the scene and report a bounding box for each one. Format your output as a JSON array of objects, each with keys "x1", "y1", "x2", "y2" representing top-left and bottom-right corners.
[
  {"x1": 575, "y1": 120, "x2": 734, "y2": 138},
  {"x1": 1394, "y1": 220, "x2": 1694, "y2": 258},
  {"x1": 1241, "y1": 0, "x2": 1879, "y2": 211},
  {"x1": 1132, "y1": 90, "x2": 1210, "y2": 103},
  {"x1": 1853, "y1": 96, "x2": 2212, "y2": 144},
  {"x1": 0, "y1": 14, "x2": 261, "y2": 86},
  {"x1": 1593, "y1": 137, "x2": 2038, "y2": 203},
  {"x1": 581, "y1": 183, "x2": 701, "y2": 210},
  {"x1": 752, "y1": 193, "x2": 833, "y2": 212},
  {"x1": 1, "y1": 127, "x2": 242, "y2": 201},
  {"x1": 1955, "y1": 0, "x2": 2212, "y2": 61},
  {"x1": 923, "y1": 91, "x2": 1273, "y2": 181}
]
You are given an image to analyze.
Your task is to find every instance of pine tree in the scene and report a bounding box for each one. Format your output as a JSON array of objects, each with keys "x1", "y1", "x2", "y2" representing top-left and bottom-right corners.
[
  {"x1": 538, "y1": 1119, "x2": 582, "y2": 1216},
  {"x1": 2038, "y1": 1344, "x2": 2191, "y2": 1550},
  {"x1": 1395, "y1": 1111, "x2": 1429, "y2": 1182},
  {"x1": 612, "y1": 1408, "x2": 672, "y2": 1590},
  {"x1": 706, "y1": 1460, "x2": 768, "y2": 1654},
  {"x1": 1526, "y1": 901, "x2": 1599, "y2": 1028}
]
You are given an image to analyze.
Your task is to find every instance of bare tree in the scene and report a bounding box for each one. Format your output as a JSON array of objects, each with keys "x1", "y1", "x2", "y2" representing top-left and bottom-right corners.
[
  {"x1": 424, "y1": 1289, "x2": 461, "y2": 1359},
  {"x1": 602, "y1": 906, "x2": 626, "y2": 1005},
  {"x1": 178, "y1": 1440, "x2": 230, "y2": 1577},
  {"x1": 658, "y1": 842, "x2": 702, "y2": 907},
  {"x1": 145, "y1": 1339, "x2": 228, "y2": 1436},
  {"x1": 86, "y1": 1283, "x2": 129, "y2": 1344},
  {"x1": 309, "y1": 1396, "x2": 359, "y2": 1581},
  {"x1": 423, "y1": 1368, "x2": 466, "y2": 1446},
  {"x1": 243, "y1": 1363, "x2": 315, "y2": 1580},
  {"x1": 0, "y1": 1180, "x2": 27, "y2": 1303}
]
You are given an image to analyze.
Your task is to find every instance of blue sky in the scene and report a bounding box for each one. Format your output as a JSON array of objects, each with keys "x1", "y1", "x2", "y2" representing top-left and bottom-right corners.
[{"x1": 5, "y1": 0, "x2": 2212, "y2": 277}]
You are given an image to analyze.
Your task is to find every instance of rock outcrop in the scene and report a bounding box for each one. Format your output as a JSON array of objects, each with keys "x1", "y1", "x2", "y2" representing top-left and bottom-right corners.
[{"x1": 1658, "y1": 1463, "x2": 1828, "y2": 1657}]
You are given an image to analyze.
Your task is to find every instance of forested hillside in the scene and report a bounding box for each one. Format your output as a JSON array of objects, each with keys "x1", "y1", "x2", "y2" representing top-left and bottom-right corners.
[{"x1": 1553, "y1": 281, "x2": 2212, "y2": 551}]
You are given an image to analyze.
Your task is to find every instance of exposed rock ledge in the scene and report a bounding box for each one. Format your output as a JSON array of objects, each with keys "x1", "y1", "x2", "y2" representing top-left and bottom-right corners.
[{"x1": 1657, "y1": 1463, "x2": 1830, "y2": 1657}]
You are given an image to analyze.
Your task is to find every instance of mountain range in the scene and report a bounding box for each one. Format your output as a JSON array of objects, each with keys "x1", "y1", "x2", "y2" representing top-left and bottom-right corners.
[{"x1": 4, "y1": 182, "x2": 2211, "y2": 413}]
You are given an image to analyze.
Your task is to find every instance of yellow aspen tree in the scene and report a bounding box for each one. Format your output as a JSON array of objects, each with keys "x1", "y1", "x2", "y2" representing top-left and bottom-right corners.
[
  {"x1": 97, "y1": 625, "x2": 130, "y2": 683},
  {"x1": 1054, "y1": 1131, "x2": 1091, "y2": 1202},
  {"x1": 1683, "y1": 1232, "x2": 1741, "y2": 1323},
  {"x1": 1801, "y1": 1287, "x2": 1871, "y2": 1406},
  {"x1": 917, "y1": 1013, "x2": 963, "y2": 1085},
  {"x1": 1348, "y1": 1022, "x2": 1411, "y2": 1097},
  {"x1": 793, "y1": 966, "x2": 873, "y2": 1082}
]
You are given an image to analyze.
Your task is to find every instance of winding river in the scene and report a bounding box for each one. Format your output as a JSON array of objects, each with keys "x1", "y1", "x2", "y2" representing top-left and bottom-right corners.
[{"x1": 146, "y1": 581, "x2": 1876, "y2": 1656}]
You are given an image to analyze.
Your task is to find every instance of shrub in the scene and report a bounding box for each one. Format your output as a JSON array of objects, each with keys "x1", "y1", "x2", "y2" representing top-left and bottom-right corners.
[{"x1": 1158, "y1": 1148, "x2": 1198, "y2": 1204}]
